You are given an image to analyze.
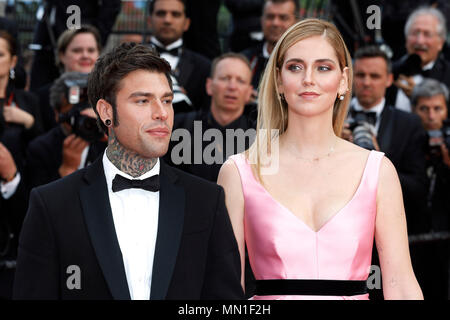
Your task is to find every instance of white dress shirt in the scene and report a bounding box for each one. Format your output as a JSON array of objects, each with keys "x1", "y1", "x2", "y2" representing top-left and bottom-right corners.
[
  {"x1": 394, "y1": 60, "x2": 436, "y2": 112},
  {"x1": 102, "y1": 151, "x2": 160, "y2": 300},
  {"x1": 351, "y1": 97, "x2": 385, "y2": 135},
  {"x1": 150, "y1": 36, "x2": 182, "y2": 71}
]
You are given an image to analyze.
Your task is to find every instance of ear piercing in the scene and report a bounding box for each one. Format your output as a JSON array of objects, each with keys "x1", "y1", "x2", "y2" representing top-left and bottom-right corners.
[{"x1": 105, "y1": 119, "x2": 111, "y2": 126}]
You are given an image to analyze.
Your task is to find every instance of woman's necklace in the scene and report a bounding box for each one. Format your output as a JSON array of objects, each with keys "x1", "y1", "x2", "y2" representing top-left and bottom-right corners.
[{"x1": 294, "y1": 138, "x2": 338, "y2": 162}]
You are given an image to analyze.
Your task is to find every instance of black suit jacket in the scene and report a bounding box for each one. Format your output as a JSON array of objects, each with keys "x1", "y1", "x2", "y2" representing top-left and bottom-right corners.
[
  {"x1": 377, "y1": 105, "x2": 429, "y2": 233},
  {"x1": 241, "y1": 42, "x2": 268, "y2": 90},
  {"x1": 13, "y1": 158, "x2": 243, "y2": 300},
  {"x1": 175, "y1": 48, "x2": 211, "y2": 110}
]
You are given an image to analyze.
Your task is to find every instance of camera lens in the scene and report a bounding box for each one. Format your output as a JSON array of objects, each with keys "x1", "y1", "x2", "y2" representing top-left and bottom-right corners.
[{"x1": 353, "y1": 125, "x2": 375, "y2": 150}]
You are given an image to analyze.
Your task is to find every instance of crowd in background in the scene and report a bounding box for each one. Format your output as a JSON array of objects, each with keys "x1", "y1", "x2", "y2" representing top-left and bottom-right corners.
[{"x1": 0, "y1": 0, "x2": 450, "y2": 300}]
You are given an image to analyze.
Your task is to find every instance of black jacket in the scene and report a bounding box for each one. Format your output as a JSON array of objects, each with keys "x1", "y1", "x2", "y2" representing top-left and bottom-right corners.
[
  {"x1": 13, "y1": 158, "x2": 243, "y2": 300},
  {"x1": 377, "y1": 105, "x2": 429, "y2": 234}
]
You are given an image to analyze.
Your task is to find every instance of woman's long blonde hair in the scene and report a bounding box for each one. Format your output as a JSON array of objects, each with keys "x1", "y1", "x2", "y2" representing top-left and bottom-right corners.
[{"x1": 247, "y1": 18, "x2": 353, "y2": 181}]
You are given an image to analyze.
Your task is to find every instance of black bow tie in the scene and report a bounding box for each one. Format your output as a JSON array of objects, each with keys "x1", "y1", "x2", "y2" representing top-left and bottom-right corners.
[
  {"x1": 151, "y1": 42, "x2": 181, "y2": 57},
  {"x1": 351, "y1": 110, "x2": 378, "y2": 125},
  {"x1": 112, "y1": 174, "x2": 160, "y2": 193},
  {"x1": 420, "y1": 69, "x2": 431, "y2": 78}
]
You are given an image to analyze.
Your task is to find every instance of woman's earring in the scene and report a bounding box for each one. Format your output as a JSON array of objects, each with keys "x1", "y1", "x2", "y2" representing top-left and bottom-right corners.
[
  {"x1": 9, "y1": 68, "x2": 15, "y2": 80},
  {"x1": 280, "y1": 93, "x2": 286, "y2": 103},
  {"x1": 339, "y1": 94, "x2": 345, "y2": 101},
  {"x1": 104, "y1": 119, "x2": 111, "y2": 126}
]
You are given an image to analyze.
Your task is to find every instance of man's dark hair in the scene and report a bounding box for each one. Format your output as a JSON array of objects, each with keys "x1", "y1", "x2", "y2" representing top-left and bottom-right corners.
[
  {"x1": 149, "y1": 0, "x2": 189, "y2": 17},
  {"x1": 354, "y1": 45, "x2": 392, "y2": 74},
  {"x1": 88, "y1": 42, "x2": 173, "y2": 134},
  {"x1": 263, "y1": 0, "x2": 300, "y2": 19}
]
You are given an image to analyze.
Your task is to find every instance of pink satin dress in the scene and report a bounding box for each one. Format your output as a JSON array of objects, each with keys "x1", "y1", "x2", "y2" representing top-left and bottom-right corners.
[{"x1": 230, "y1": 150, "x2": 384, "y2": 300}]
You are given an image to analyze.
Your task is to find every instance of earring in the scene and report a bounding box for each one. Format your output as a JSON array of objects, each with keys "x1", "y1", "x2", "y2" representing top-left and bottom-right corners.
[
  {"x1": 9, "y1": 68, "x2": 15, "y2": 80},
  {"x1": 279, "y1": 93, "x2": 286, "y2": 103},
  {"x1": 104, "y1": 119, "x2": 111, "y2": 126},
  {"x1": 339, "y1": 94, "x2": 345, "y2": 101}
]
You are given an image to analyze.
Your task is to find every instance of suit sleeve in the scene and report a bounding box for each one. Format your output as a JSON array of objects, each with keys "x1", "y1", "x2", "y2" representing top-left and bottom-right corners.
[
  {"x1": 13, "y1": 188, "x2": 60, "y2": 299},
  {"x1": 201, "y1": 187, "x2": 244, "y2": 299},
  {"x1": 397, "y1": 116, "x2": 429, "y2": 233}
]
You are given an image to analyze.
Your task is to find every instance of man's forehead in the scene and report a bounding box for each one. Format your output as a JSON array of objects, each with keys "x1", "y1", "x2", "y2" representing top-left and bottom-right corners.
[
  {"x1": 264, "y1": 1, "x2": 295, "y2": 15},
  {"x1": 153, "y1": 0, "x2": 185, "y2": 12},
  {"x1": 215, "y1": 59, "x2": 251, "y2": 78},
  {"x1": 411, "y1": 14, "x2": 439, "y2": 29}
]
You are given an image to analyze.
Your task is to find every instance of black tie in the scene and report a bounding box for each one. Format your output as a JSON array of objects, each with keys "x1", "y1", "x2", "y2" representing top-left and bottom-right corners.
[
  {"x1": 350, "y1": 109, "x2": 377, "y2": 126},
  {"x1": 150, "y1": 42, "x2": 181, "y2": 57},
  {"x1": 112, "y1": 174, "x2": 160, "y2": 193},
  {"x1": 420, "y1": 69, "x2": 431, "y2": 78},
  {"x1": 363, "y1": 112, "x2": 378, "y2": 125}
]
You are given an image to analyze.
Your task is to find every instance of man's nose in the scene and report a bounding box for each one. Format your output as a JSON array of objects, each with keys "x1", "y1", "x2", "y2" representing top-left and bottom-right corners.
[{"x1": 153, "y1": 100, "x2": 169, "y2": 120}]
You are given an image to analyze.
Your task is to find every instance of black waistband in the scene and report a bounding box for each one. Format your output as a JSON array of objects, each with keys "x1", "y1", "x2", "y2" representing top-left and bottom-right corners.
[{"x1": 255, "y1": 279, "x2": 368, "y2": 296}]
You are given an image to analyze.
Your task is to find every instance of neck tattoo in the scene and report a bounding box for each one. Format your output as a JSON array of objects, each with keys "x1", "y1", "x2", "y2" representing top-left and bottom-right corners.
[{"x1": 106, "y1": 130, "x2": 157, "y2": 178}]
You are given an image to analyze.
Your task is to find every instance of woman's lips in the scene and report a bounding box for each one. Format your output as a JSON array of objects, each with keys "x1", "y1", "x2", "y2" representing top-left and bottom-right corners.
[{"x1": 299, "y1": 92, "x2": 320, "y2": 99}]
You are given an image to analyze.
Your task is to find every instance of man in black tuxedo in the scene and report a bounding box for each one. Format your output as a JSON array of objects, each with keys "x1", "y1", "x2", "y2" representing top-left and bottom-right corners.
[
  {"x1": 388, "y1": 6, "x2": 450, "y2": 112},
  {"x1": 13, "y1": 43, "x2": 243, "y2": 300},
  {"x1": 148, "y1": 0, "x2": 211, "y2": 113},
  {"x1": 347, "y1": 46, "x2": 428, "y2": 234},
  {"x1": 345, "y1": 46, "x2": 428, "y2": 299}
]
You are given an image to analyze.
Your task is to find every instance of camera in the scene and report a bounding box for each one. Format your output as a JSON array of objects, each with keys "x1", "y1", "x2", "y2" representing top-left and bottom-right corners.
[
  {"x1": 58, "y1": 77, "x2": 104, "y2": 143},
  {"x1": 392, "y1": 53, "x2": 422, "y2": 80},
  {"x1": 427, "y1": 119, "x2": 450, "y2": 157},
  {"x1": 346, "y1": 111, "x2": 376, "y2": 150}
]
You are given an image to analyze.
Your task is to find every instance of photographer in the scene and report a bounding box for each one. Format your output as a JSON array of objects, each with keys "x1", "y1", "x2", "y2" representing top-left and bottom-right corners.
[
  {"x1": 346, "y1": 46, "x2": 428, "y2": 234},
  {"x1": 345, "y1": 45, "x2": 430, "y2": 298},
  {"x1": 411, "y1": 78, "x2": 450, "y2": 299},
  {"x1": 389, "y1": 6, "x2": 450, "y2": 112},
  {"x1": 26, "y1": 72, "x2": 106, "y2": 189}
]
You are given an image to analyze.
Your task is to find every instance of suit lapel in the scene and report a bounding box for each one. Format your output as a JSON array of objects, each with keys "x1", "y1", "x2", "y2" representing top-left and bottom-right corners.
[
  {"x1": 176, "y1": 50, "x2": 194, "y2": 87},
  {"x1": 79, "y1": 159, "x2": 131, "y2": 300},
  {"x1": 150, "y1": 160, "x2": 185, "y2": 300},
  {"x1": 377, "y1": 104, "x2": 394, "y2": 152}
]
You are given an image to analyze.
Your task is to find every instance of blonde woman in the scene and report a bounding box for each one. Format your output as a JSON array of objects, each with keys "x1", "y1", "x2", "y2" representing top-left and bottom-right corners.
[{"x1": 218, "y1": 19, "x2": 423, "y2": 300}]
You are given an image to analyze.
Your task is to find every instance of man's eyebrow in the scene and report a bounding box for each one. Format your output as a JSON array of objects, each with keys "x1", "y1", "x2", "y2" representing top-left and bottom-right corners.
[{"x1": 128, "y1": 91, "x2": 174, "y2": 99}]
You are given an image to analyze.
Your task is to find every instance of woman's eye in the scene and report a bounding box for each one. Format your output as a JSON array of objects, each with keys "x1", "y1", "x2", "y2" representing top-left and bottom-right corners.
[
  {"x1": 318, "y1": 65, "x2": 331, "y2": 71},
  {"x1": 287, "y1": 64, "x2": 302, "y2": 71}
]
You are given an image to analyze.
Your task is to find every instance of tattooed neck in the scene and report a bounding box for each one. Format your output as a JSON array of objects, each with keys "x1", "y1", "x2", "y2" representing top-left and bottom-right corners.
[{"x1": 106, "y1": 131, "x2": 158, "y2": 178}]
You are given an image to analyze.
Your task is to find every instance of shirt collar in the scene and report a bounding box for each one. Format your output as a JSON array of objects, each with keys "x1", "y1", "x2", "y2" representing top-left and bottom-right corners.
[
  {"x1": 150, "y1": 36, "x2": 183, "y2": 51},
  {"x1": 423, "y1": 60, "x2": 435, "y2": 71},
  {"x1": 352, "y1": 97, "x2": 385, "y2": 118},
  {"x1": 102, "y1": 150, "x2": 160, "y2": 192},
  {"x1": 262, "y1": 42, "x2": 270, "y2": 59}
]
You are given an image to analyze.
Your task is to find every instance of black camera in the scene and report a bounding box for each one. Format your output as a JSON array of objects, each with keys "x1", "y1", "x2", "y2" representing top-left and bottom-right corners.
[
  {"x1": 392, "y1": 54, "x2": 422, "y2": 80},
  {"x1": 346, "y1": 111, "x2": 376, "y2": 150},
  {"x1": 58, "y1": 77, "x2": 104, "y2": 143},
  {"x1": 427, "y1": 119, "x2": 450, "y2": 157}
]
